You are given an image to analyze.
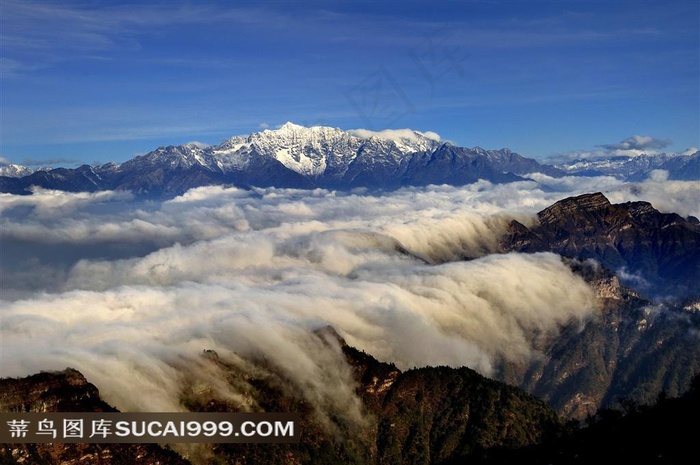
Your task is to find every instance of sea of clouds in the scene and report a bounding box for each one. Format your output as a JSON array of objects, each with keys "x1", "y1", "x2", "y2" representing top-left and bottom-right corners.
[{"x1": 1, "y1": 175, "x2": 698, "y2": 420}]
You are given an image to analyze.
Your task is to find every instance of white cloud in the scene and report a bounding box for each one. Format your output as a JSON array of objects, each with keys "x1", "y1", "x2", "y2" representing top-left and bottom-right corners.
[
  {"x1": 2, "y1": 176, "x2": 696, "y2": 425},
  {"x1": 348, "y1": 128, "x2": 441, "y2": 143},
  {"x1": 605, "y1": 179, "x2": 700, "y2": 219},
  {"x1": 184, "y1": 141, "x2": 210, "y2": 149},
  {"x1": 0, "y1": 187, "x2": 133, "y2": 217},
  {"x1": 523, "y1": 172, "x2": 624, "y2": 193},
  {"x1": 648, "y1": 169, "x2": 669, "y2": 182},
  {"x1": 599, "y1": 135, "x2": 671, "y2": 152},
  {"x1": 548, "y1": 135, "x2": 677, "y2": 163}
]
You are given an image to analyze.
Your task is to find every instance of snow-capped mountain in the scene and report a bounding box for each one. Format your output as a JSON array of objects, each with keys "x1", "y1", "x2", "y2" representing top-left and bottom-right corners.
[
  {"x1": 0, "y1": 123, "x2": 562, "y2": 195},
  {"x1": 0, "y1": 163, "x2": 38, "y2": 178},
  {"x1": 556, "y1": 150, "x2": 700, "y2": 181}
]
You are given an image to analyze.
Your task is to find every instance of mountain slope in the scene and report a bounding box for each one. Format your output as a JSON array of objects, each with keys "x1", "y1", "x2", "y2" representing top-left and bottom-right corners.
[
  {"x1": 0, "y1": 163, "x2": 38, "y2": 178},
  {"x1": 495, "y1": 194, "x2": 700, "y2": 419},
  {"x1": 0, "y1": 332, "x2": 563, "y2": 465},
  {"x1": 497, "y1": 262, "x2": 700, "y2": 419},
  {"x1": 465, "y1": 375, "x2": 700, "y2": 465}
]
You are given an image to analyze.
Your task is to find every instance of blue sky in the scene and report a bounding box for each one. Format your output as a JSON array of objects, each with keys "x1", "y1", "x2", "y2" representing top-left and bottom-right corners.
[{"x1": 1, "y1": 0, "x2": 698, "y2": 166}]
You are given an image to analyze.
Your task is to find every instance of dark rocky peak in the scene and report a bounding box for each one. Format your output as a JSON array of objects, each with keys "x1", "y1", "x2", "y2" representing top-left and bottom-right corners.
[
  {"x1": 535, "y1": 193, "x2": 694, "y2": 233},
  {"x1": 618, "y1": 200, "x2": 690, "y2": 229},
  {"x1": 537, "y1": 192, "x2": 613, "y2": 226},
  {"x1": 0, "y1": 368, "x2": 115, "y2": 413},
  {"x1": 502, "y1": 192, "x2": 700, "y2": 299},
  {"x1": 619, "y1": 200, "x2": 655, "y2": 216}
]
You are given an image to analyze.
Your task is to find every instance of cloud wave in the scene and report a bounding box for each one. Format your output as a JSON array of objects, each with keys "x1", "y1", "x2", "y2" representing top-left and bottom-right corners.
[{"x1": 2, "y1": 176, "x2": 696, "y2": 422}]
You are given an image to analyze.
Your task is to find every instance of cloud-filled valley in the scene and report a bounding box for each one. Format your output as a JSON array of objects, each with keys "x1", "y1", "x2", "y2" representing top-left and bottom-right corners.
[{"x1": 1, "y1": 176, "x2": 699, "y2": 423}]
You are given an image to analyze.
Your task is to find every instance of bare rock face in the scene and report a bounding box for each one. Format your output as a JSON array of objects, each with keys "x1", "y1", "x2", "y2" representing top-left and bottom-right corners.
[
  {"x1": 592, "y1": 275, "x2": 627, "y2": 301},
  {"x1": 502, "y1": 192, "x2": 700, "y2": 299}
]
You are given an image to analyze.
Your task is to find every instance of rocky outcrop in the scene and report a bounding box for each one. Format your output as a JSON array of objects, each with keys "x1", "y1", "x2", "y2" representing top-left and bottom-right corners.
[
  {"x1": 501, "y1": 192, "x2": 700, "y2": 299},
  {"x1": 0, "y1": 369, "x2": 189, "y2": 464}
]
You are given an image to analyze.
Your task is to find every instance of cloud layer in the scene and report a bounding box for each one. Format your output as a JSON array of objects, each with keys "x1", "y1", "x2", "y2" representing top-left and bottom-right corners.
[{"x1": 2, "y1": 177, "x2": 698, "y2": 422}]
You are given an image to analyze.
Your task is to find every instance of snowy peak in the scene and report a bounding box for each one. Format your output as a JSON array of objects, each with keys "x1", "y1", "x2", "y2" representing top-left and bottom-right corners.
[
  {"x1": 107, "y1": 123, "x2": 447, "y2": 179},
  {"x1": 555, "y1": 151, "x2": 700, "y2": 181},
  {"x1": 208, "y1": 123, "x2": 443, "y2": 177},
  {"x1": 248, "y1": 123, "x2": 359, "y2": 176},
  {"x1": 0, "y1": 163, "x2": 37, "y2": 178},
  {"x1": 124, "y1": 144, "x2": 213, "y2": 171},
  {"x1": 251, "y1": 123, "x2": 442, "y2": 157},
  {"x1": 0, "y1": 123, "x2": 566, "y2": 195}
]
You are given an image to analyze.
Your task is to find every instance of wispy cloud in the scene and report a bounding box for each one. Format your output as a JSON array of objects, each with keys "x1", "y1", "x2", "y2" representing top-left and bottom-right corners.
[
  {"x1": 549, "y1": 135, "x2": 677, "y2": 162},
  {"x1": 598, "y1": 135, "x2": 671, "y2": 152},
  {"x1": 348, "y1": 128, "x2": 441, "y2": 142},
  {"x1": 3, "y1": 0, "x2": 668, "y2": 79},
  {"x1": 1, "y1": 1, "x2": 296, "y2": 76},
  {"x1": 21, "y1": 157, "x2": 81, "y2": 167}
]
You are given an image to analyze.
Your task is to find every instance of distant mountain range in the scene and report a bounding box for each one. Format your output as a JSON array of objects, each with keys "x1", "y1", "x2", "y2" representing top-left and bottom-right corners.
[
  {"x1": 5, "y1": 123, "x2": 695, "y2": 196},
  {"x1": 555, "y1": 151, "x2": 700, "y2": 180}
]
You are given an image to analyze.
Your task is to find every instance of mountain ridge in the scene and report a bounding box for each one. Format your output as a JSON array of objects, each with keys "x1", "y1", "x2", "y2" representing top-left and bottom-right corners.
[
  {"x1": 495, "y1": 193, "x2": 700, "y2": 419},
  {"x1": 1, "y1": 333, "x2": 562, "y2": 465},
  {"x1": 554, "y1": 150, "x2": 700, "y2": 180},
  {"x1": 0, "y1": 123, "x2": 561, "y2": 195},
  {"x1": 4, "y1": 126, "x2": 698, "y2": 193},
  {"x1": 501, "y1": 192, "x2": 700, "y2": 299},
  {"x1": 2, "y1": 192, "x2": 699, "y2": 463}
]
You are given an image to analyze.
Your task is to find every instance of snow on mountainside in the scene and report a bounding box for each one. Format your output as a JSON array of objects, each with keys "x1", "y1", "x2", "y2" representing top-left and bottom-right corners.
[
  {"x1": 4, "y1": 127, "x2": 698, "y2": 195},
  {"x1": 121, "y1": 144, "x2": 214, "y2": 171},
  {"x1": 210, "y1": 122, "x2": 442, "y2": 177},
  {"x1": 556, "y1": 151, "x2": 700, "y2": 180},
  {"x1": 0, "y1": 164, "x2": 40, "y2": 178},
  {"x1": 0, "y1": 123, "x2": 565, "y2": 195},
  {"x1": 556, "y1": 154, "x2": 674, "y2": 176},
  {"x1": 248, "y1": 122, "x2": 357, "y2": 176},
  {"x1": 119, "y1": 123, "x2": 443, "y2": 179}
]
